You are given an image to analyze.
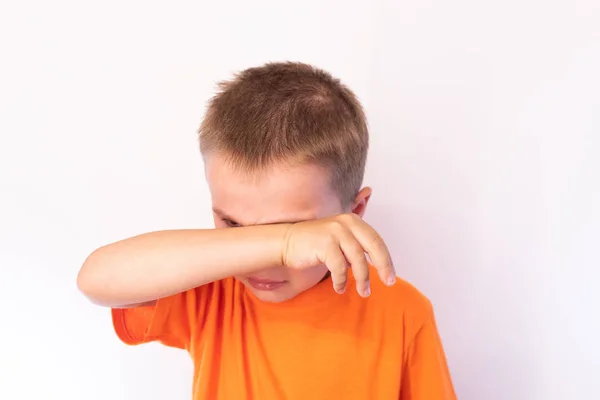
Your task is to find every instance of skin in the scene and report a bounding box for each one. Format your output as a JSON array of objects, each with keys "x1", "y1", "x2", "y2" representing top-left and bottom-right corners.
[
  {"x1": 206, "y1": 152, "x2": 372, "y2": 303},
  {"x1": 77, "y1": 152, "x2": 393, "y2": 308}
]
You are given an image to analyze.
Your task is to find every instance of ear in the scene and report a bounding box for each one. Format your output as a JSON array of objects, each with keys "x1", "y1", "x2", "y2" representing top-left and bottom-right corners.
[{"x1": 351, "y1": 186, "x2": 372, "y2": 218}]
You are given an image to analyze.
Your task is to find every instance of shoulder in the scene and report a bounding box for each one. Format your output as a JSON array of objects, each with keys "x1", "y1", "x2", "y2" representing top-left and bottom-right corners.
[
  {"x1": 370, "y1": 273, "x2": 434, "y2": 328},
  {"x1": 346, "y1": 266, "x2": 434, "y2": 321},
  {"x1": 378, "y1": 276, "x2": 432, "y2": 310},
  {"x1": 341, "y1": 269, "x2": 436, "y2": 349},
  {"x1": 154, "y1": 277, "x2": 242, "y2": 316}
]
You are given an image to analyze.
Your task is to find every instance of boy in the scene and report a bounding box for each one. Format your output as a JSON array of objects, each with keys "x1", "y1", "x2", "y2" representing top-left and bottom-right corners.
[{"x1": 78, "y1": 62, "x2": 456, "y2": 399}]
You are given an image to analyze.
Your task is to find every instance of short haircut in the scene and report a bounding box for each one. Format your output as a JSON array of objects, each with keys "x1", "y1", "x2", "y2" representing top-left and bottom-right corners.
[{"x1": 199, "y1": 61, "x2": 369, "y2": 206}]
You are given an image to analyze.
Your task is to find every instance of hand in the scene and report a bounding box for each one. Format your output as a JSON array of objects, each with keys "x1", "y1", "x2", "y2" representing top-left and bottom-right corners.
[{"x1": 281, "y1": 213, "x2": 396, "y2": 297}]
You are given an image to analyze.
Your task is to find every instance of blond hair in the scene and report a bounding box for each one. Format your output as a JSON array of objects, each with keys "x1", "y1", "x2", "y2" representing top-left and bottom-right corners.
[{"x1": 199, "y1": 62, "x2": 369, "y2": 206}]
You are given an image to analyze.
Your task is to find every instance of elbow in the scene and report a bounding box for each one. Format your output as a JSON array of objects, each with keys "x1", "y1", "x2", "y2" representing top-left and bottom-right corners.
[
  {"x1": 76, "y1": 263, "x2": 94, "y2": 300},
  {"x1": 77, "y1": 249, "x2": 111, "y2": 307}
]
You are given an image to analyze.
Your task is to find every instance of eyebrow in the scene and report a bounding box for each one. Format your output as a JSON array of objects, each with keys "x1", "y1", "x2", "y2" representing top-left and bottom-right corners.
[{"x1": 212, "y1": 207, "x2": 311, "y2": 226}]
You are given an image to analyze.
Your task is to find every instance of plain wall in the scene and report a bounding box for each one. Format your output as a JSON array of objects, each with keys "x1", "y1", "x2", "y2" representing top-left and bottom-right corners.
[{"x1": 1, "y1": 1, "x2": 598, "y2": 399}]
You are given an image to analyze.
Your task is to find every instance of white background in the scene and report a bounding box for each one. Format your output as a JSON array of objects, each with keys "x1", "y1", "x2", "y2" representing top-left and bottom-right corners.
[{"x1": 1, "y1": 1, "x2": 598, "y2": 399}]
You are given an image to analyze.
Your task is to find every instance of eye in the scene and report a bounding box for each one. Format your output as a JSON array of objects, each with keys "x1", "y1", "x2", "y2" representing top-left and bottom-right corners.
[{"x1": 223, "y1": 218, "x2": 241, "y2": 228}]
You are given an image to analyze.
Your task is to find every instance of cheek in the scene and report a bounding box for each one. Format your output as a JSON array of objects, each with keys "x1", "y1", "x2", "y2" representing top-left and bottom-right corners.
[
  {"x1": 212, "y1": 215, "x2": 227, "y2": 228},
  {"x1": 288, "y1": 265, "x2": 328, "y2": 288}
]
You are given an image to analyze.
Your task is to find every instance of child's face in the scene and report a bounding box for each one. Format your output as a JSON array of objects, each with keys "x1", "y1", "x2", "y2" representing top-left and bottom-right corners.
[{"x1": 204, "y1": 152, "x2": 370, "y2": 303}]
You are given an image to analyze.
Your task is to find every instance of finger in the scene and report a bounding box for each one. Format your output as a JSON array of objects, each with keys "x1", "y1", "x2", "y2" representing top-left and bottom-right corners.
[
  {"x1": 340, "y1": 235, "x2": 371, "y2": 297},
  {"x1": 347, "y1": 218, "x2": 396, "y2": 286},
  {"x1": 324, "y1": 248, "x2": 349, "y2": 294}
]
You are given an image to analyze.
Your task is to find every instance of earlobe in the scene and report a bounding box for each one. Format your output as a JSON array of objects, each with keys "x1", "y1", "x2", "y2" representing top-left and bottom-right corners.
[{"x1": 351, "y1": 186, "x2": 372, "y2": 218}]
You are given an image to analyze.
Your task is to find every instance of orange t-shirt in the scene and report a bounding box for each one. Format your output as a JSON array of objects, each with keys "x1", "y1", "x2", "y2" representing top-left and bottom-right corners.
[{"x1": 112, "y1": 270, "x2": 456, "y2": 399}]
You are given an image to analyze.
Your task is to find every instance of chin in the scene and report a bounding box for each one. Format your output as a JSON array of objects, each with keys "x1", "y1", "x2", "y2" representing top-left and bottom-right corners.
[
  {"x1": 245, "y1": 285, "x2": 299, "y2": 303},
  {"x1": 236, "y1": 266, "x2": 328, "y2": 303}
]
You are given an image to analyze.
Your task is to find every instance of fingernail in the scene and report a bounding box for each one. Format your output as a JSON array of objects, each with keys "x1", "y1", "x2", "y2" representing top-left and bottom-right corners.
[
  {"x1": 363, "y1": 285, "x2": 371, "y2": 297},
  {"x1": 336, "y1": 285, "x2": 346, "y2": 294},
  {"x1": 386, "y1": 275, "x2": 396, "y2": 286}
]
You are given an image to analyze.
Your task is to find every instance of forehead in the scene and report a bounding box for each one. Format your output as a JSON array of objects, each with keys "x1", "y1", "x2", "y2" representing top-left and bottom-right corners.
[{"x1": 205, "y1": 155, "x2": 342, "y2": 225}]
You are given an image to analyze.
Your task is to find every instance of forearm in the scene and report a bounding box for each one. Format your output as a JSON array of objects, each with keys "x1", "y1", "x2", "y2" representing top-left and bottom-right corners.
[{"x1": 77, "y1": 225, "x2": 289, "y2": 307}]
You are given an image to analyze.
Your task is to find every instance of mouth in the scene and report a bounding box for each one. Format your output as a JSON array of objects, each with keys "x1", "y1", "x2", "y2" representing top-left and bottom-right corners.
[{"x1": 246, "y1": 277, "x2": 287, "y2": 291}]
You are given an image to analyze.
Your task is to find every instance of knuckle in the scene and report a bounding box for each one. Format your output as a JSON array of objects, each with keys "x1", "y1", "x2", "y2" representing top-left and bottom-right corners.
[
  {"x1": 371, "y1": 232, "x2": 386, "y2": 248},
  {"x1": 325, "y1": 222, "x2": 346, "y2": 242},
  {"x1": 353, "y1": 266, "x2": 370, "y2": 280},
  {"x1": 348, "y1": 245, "x2": 366, "y2": 261},
  {"x1": 329, "y1": 261, "x2": 347, "y2": 275},
  {"x1": 334, "y1": 274, "x2": 347, "y2": 285},
  {"x1": 331, "y1": 266, "x2": 347, "y2": 280},
  {"x1": 339, "y1": 213, "x2": 358, "y2": 224},
  {"x1": 324, "y1": 232, "x2": 339, "y2": 247},
  {"x1": 328, "y1": 219, "x2": 345, "y2": 232}
]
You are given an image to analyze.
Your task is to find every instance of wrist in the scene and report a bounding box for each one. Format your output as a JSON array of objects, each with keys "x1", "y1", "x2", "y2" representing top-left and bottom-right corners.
[{"x1": 229, "y1": 223, "x2": 293, "y2": 271}]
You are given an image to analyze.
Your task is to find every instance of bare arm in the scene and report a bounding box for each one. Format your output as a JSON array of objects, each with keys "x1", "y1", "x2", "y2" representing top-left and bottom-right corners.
[
  {"x1": 77, "y1": 225, "x2": 289, "y2": 308},
  {"x1": 78, "y1": 213, "x2": 395, "y2": 308}
]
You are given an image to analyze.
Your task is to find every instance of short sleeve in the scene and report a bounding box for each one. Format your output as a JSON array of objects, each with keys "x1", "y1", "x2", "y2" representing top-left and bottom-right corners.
[
  {"x1": 111, "y1": 288, "x2": 201, "y2": 350},
  {"x1": 400, "y1": 312, "x2": 457, "y2": 400}
]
